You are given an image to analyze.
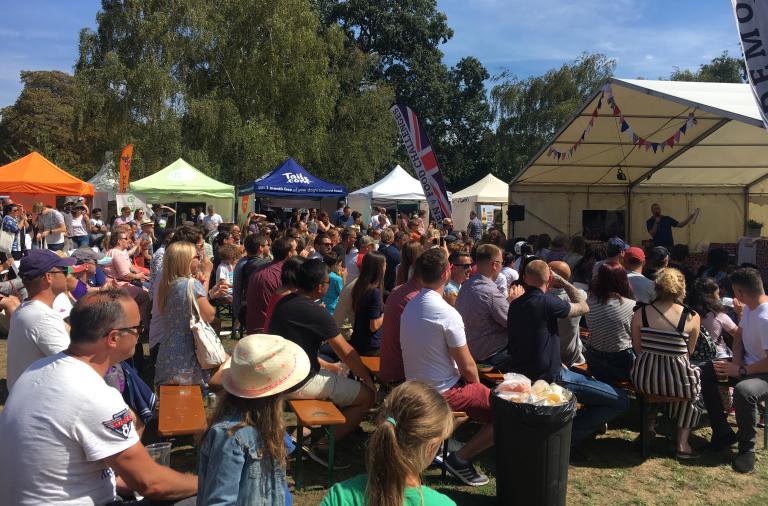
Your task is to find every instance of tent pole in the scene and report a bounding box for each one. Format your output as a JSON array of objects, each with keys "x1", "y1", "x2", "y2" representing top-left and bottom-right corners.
[{"x1": 625, "y1": 187, "x2": 632, "y2": 243}]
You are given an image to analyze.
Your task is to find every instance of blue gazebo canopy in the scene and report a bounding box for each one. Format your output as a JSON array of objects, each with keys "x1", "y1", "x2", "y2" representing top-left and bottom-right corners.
[{"x1": 239, "y1": 158, "x2": 347, "y2": 198}]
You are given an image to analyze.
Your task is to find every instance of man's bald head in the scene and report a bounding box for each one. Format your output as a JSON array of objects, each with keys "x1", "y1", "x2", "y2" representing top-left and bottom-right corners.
[
  {"x1": 525, "y1": 259, "x2": 550, "y2": 288},
  {"x1": 548, "y1": 261, "x2": 571, "y2": 281}
]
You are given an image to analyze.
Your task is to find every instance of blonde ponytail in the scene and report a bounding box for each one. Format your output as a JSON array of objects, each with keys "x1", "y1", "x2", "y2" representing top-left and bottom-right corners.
[{"x1": 365, "y1": 381, "x2": 453, "y2": 506}]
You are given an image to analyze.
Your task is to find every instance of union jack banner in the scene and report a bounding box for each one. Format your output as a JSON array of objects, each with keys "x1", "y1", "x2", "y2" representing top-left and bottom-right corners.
[{"x1": 390, "y1": 104, "x2": 452, "y2": 225}]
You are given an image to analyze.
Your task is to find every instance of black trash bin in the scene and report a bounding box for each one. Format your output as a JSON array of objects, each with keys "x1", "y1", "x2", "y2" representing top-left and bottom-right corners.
[{"x1": 491, "y1": 392, "x2": 576, "y2": 506}]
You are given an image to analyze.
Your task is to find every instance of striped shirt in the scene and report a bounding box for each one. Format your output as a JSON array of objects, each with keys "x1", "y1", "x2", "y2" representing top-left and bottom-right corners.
[{"x1": 585, "y1": 295, "x2": 635, "y2": 352}]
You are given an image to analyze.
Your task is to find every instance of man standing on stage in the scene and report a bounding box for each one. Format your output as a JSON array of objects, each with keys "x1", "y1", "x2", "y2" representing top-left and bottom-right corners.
[{"x1": 646, "y1": 203, "x2": 696, "y2": 248}]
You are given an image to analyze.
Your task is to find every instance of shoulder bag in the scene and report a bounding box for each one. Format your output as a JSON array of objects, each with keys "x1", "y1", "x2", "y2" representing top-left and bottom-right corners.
[{"x1": 187, "y1": 278, "x2": 229, "y2": 369}]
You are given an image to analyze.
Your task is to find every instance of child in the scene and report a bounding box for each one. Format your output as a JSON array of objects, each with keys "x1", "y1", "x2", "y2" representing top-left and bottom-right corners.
[
  {"x1": 198, "y1": 334, "x2": 310, "y2": 506},
  {"x1": 215, "y1": 244, "x2": 239, "y2": 301},
  {"x1": 321, "y1": 381, "x2": 457, "y2": 506}
]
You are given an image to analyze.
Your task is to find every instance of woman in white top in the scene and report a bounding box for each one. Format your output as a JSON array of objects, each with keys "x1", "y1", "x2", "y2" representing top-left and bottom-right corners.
[{"x1": 69, "y1": 205, "x2": 90, "y2": 248}]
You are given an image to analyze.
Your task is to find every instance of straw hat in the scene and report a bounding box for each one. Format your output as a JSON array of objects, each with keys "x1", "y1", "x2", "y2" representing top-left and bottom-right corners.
[{"x1": 221, "y1": 334, "x2": 310, "y2": 399}]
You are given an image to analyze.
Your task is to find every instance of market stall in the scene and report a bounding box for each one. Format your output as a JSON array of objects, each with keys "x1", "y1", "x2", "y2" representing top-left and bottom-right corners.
[
  {"x1": 348, "y1": 165, "x2": 428, "y2": 225},
  {"x1": 129, "y1": 158, "x2": 235, "y2": 220},
  {"x1": 0, "y1": 151, "x2": 94, "y2": 209},
  {"x1": 237, "y1": 158, "x2": 347, "y2": 220},
  {"x1": 451, "y1": 173, "x2": 508, "y2": 233}
]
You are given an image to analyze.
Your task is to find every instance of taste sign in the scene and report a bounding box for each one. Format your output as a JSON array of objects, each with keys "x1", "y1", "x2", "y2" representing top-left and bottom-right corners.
[{"x1": 282, "y1": 172, "x2": 311, "y2": 184}]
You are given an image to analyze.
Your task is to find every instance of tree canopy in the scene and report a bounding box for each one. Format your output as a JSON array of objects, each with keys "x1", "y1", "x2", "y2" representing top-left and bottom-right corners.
[{"x1": 0, "y1": 2, "x2": 751, "y2": 193}]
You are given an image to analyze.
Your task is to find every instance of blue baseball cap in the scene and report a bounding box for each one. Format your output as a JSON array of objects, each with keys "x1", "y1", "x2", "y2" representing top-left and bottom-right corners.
[{"x1": 19, "y1": 249, "x2": 76, "y2": 280}]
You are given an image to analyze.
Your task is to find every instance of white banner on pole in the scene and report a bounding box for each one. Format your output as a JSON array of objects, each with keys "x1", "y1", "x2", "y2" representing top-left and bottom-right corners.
[
  {"x1": 116, "y1": 193, "x2": 150, "y2": 214},
  {"x1": 732, "y1": 1, "x2": 768, "y2": 129}
]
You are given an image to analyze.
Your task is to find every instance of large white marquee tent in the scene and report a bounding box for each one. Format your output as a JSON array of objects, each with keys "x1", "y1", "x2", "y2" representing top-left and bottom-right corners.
[{"x1": 509, "y1": 78, "x2": 768, "y2": 249}]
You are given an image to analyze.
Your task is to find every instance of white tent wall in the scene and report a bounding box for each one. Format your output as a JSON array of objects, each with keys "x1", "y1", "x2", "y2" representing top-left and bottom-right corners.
[
  {"x1": 452, "y1": 199, "x2": 508, "y2": 234},
  {"x1": 509, "y1": 185, "x2": 746, "y2": 250}
]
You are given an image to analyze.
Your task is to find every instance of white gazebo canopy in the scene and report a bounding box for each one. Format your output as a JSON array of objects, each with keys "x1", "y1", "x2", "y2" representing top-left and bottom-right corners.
[
  {"x1": 451, "y1": 173, "x2": 508, "y2": 230},
  {"x1": 348, "y1": 165, "x2": 427, "y2": 224},
  {"x1": 509, "y1": 78, "x2": 768, "y2": 248}
]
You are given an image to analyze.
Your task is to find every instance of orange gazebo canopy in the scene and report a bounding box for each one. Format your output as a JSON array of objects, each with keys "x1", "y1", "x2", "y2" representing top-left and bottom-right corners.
[{"x1": 0, "y1": 151, "x2": 94, "y2": 196}]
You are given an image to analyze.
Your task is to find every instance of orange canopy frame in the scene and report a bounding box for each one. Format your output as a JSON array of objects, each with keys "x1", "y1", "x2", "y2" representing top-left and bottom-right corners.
[{"x1": 0, "y1": 151, "x2": 94, "y2": 197}]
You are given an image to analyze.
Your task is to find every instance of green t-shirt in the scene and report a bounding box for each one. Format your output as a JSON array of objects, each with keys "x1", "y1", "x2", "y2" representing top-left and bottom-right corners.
[{"x1": 321, "y1": 474, "x2": 456, "y2": 506}]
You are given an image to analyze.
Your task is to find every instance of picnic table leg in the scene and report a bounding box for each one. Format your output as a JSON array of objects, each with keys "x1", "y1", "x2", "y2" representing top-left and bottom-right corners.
[
  {"x1": 441, "y1": 439, "x2": 449, "y2": 480},
  {"x1": 295, "y1": 421, "x2": 304, "y2": 490},
  {"x1": 327, "y1": 425, "x2": 336, "y2": 488}
]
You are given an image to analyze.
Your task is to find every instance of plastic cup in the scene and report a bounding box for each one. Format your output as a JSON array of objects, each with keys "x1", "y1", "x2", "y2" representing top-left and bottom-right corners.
[
  {"x1": 174, "y1": 368, "x2": 194, "y2": 385},
  {"x1": 145, "y1": 442, "x2": 172, "y2": 466},
  {"x1": 714, "y1": 359, "x2": 730, "y2": 384}
]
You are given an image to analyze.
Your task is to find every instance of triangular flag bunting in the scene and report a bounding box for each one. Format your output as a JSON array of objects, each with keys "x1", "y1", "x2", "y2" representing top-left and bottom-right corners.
[{"x1": 651, "y1": 143, "x2": 658, "y2": 153}]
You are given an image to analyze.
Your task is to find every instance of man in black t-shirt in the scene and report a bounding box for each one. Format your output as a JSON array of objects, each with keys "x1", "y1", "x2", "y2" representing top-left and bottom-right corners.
[
  {"x1": 505, "y1": 260, "x2": 629, "y2": 454},
  {"x1": 268, "y1": 259, "x2": 374, "y2": 467},
  {"x1": 646, "y1": 203, "x2": 696, "y2": 248}
]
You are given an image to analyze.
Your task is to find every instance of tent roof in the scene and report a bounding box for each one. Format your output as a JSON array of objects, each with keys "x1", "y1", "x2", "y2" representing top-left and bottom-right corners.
[
  {"x1": 512, "y1": 78, "x2": 768, "y2": 190},
  {"x1": 242, "y1": 158, "x2": 346, "y2": 198},
  {"x1": 350, "y1": 165, "x2": 425, "y2": 201},
  {"x1": 129, "y1": 158, "x2": 234, "y2": 199},
  {"x1": 452, "y1": 173, "x2": 508, "y2": 203},
  {"x1": 0, "y1": 151, "x2": 94, "y2": 196},
  {"x1": 87, "y1": 157, "x2": 119, "y2": 194}
]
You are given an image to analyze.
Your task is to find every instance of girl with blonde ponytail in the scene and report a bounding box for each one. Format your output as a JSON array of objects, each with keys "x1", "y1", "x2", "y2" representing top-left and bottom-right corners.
[{"x1": 321, "y1": 381, "x2": 457, "y2": 506}]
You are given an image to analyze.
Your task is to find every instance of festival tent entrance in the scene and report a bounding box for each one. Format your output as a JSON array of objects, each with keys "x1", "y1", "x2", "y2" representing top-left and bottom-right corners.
[
  {"x1": 509, "y1": 78, "x2": 768, "y2": 250},
  {"x1": 348, "y1": 165, "x2": 427, "y2": 224},
  {"x1": 237, "y1": 158, "x2": 347, "y2": 219},
  {"x1": 451, "y1": 173, "x2": 509, "y2": 232},
  {"x1": 129, "y1": 158, "x2": 235, "y2": 219},
  {"x1": 0, "y1": 151, "x2": 94, "y2": 208}
]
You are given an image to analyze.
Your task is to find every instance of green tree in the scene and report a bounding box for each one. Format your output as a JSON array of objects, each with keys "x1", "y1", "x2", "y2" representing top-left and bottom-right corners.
[
  {"x1": 670, "y1": 51, "x2": 746, "y2": 83},
  {"x1": 491, "y1": 53, "x2": 616, "y2": 181},
  {"x1": 0, "y1": 70, "x2": 101, "y2": 179},
  {"x1": 314, "y1": 0, "x2": 494, "y2": 189}
]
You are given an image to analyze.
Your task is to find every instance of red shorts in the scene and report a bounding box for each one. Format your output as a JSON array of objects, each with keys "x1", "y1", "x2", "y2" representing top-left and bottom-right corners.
[{"x1": 442, "y1": 381, "x2": 492, "y2": 423}]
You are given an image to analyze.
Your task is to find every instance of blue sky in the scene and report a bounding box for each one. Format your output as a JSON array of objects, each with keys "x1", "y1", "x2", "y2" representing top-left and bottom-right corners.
[{"x1": 0, "y1": 0, "x2": 742, "y2": 108}]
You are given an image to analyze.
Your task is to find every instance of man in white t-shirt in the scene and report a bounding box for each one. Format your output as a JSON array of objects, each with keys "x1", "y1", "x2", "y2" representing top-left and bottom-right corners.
[
  {"x1": 0, "y1": 289, "x2": 197, "y2": 505},
  {"x1": 400, "y1": 248, "x2": 493, "y2": 487},
  {"x1": 713, "y1": 268, "x2": 768, "y2": 473},
  {"x1": 6, "y1": 249, "x2": 75, "y2": 390},
  {"x1": 202, "y1": 205, "x2": 223, "y2": 234},
  {"x1": 31, "y1": 202, "x2": 67, "y2": 251}
]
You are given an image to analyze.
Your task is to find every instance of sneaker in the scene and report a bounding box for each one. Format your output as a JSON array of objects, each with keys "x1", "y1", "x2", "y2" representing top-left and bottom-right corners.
[
  {"x1": 444, "y1": 452, "x2": 489, "y2": 487},
  {"x1": 732, "y1": 451, "x2": 756, "y2": 473},
  {"x1": 305, "y1": 443, "x2": 351, "y2": 470}
]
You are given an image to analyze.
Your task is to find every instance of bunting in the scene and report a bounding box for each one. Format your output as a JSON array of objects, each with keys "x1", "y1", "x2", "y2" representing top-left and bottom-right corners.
[{"x1": 547, "y1": 84, "x2": 698, "y2": 162}]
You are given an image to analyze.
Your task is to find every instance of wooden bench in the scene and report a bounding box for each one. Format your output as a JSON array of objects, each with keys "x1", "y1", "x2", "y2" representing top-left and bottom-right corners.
[
  {"x1": 480, "y1": 371, "x2": 504, "y2": 385},
  {"x1": 157, "y1": 385, "x2": 207, "y2": 437},
  {"x1": 360, "y1": 356, "x2": 381, "y2": 376},
  {"x1": 289, "y1": 399, "x2": 346, "y2": 489}
]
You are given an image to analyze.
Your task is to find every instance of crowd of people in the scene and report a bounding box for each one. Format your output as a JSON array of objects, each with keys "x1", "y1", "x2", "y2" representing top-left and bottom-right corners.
[{"x1": 0, "y1": 196, "x2": 767, "y2": 504}]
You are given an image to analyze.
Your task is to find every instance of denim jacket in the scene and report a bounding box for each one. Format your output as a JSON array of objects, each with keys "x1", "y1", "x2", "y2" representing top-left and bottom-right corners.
[{"x1": 198, "y1": 416, "x2": 294, "y2": 506}]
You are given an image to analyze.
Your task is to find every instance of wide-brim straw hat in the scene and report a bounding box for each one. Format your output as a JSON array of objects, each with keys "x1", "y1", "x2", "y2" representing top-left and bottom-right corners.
[{"x1": 221, "y1": 334, "x2": 310, "y2": 399}]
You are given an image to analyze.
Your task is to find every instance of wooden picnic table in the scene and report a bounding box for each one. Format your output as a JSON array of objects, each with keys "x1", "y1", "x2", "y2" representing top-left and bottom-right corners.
[{"x1": 157, "y1": 385, "x2": 207, "y2": 437}]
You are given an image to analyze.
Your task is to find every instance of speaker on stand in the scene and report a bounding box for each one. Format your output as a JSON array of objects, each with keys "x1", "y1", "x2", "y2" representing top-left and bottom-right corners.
[{"x1": 507, "y1": 205, "x2": 525, "y2": 238}]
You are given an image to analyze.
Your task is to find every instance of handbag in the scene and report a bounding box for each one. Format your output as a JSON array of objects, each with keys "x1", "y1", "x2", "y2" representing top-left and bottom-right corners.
[
  {"x1": 187, "y1": 278, "x2": 228, "y2": 369},
  {"x1": 0, "y1": 228, "x2": 14, "y2": 253}
]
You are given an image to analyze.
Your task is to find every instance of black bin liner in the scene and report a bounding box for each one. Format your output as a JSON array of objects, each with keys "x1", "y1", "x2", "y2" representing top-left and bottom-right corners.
[{"x1": 491, "y1": 392, "x2": 576, "y2": 506}]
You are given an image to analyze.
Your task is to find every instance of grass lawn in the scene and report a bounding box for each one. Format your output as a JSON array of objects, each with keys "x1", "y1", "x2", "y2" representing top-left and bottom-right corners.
[{"x1": 1, "y1": 336, "x2": 767, "y2": 505}]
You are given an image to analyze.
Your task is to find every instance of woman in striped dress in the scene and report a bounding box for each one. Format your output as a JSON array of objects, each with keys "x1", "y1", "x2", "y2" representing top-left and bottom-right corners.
[{"x1": 631, "y1": 267, "x2": 702, "y2": 459}]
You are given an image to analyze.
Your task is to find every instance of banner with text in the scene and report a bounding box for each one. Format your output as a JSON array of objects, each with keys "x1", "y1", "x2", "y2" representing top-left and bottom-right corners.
[
  {"x1": 116, "y1": 192, "x2": 149, "y2": 214},
  {"x1": 732, "y1": 1, "x2": 768, "y2": 129},
  {"x1": 390, "y1": 104, "x2": 452, "y2": 224}
]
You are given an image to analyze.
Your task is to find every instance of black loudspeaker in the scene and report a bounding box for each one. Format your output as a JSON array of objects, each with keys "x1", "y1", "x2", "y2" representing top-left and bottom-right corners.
[{"x1": 507, "y1": 205, "x2": 525, "y2": 221}]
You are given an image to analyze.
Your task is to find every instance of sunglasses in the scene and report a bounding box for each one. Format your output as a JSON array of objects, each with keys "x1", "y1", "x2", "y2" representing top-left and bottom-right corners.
[
  {"x1": 113, "y1": 324, "x2": 145, "y2": 336},
  {"x1": 451, "y1": 263, "x2": 474, "y2": 270},
  {"x1": 49, "y1": 267, "x2": 72, "y2": 276}
]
